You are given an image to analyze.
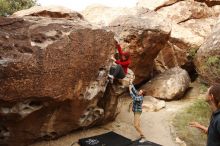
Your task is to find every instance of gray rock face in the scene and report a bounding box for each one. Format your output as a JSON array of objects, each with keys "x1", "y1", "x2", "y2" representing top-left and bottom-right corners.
[
  {"x1": 142, "y1": 67, "x2": 191, "y2": 100},
  {"x1": 195, "y1": 21, "x2": 220, "y2": 84},
  {"x1": 0, "y1": 7, "x2": 124, "y2": 146}
]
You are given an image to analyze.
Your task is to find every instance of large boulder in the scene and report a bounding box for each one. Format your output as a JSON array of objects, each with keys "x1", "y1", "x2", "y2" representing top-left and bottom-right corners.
[
  {"x1": 179, "y1": 17, "x2": 218, "y2": 38},
  {"x1": 142, "y1": 67, "x2": 191, "y2": 100},
  {"x1": 195, "y1": 21, "x2": 220, "y2": 84},
  {"x1": 0, "y1": 7, "x2": 121, "y2": 146}
]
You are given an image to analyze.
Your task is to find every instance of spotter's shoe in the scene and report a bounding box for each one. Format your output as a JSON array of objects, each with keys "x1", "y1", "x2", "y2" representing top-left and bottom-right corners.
[{"x1": 139, "y1": 136, "x2": 147, "y2": 143}]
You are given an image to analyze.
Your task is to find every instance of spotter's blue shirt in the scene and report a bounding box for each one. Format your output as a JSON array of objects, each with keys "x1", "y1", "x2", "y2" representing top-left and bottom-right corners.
[{"x1": 130, "y1": 85, "x2": 143, "y2": 112}]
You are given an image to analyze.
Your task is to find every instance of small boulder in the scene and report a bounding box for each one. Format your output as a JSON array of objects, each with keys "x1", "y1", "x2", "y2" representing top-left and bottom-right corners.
[
  {"x1": 142, "y1": 96, "x2": 166, "y2": 112},
  {"x1": 142, "y1": 67, "x2": 191, "y2": 100}
]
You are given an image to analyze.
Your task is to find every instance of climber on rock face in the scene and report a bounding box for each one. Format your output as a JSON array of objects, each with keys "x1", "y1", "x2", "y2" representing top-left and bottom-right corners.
[{"x1": 108, "y1": 41, "x2": 131, "y2": 83}]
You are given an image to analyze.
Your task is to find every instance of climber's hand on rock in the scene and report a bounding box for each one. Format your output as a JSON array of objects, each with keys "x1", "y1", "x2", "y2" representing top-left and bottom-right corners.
[
  {"x1": 111, "y1": 55, "x2": 116, "y2": 61},
  {"x1": 129, "y1": 79, "x2": 133, "y2": 85}
]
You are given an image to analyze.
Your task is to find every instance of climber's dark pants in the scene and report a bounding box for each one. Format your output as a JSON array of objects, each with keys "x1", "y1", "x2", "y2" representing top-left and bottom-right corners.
[{"x1": 110, "y1": 64, "x2": 125, "y2": 79}]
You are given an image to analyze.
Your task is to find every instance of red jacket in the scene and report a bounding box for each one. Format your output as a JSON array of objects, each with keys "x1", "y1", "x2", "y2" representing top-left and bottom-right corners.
[{"x1": 115, "y1": 44, "x2": 131, "y2": 74}]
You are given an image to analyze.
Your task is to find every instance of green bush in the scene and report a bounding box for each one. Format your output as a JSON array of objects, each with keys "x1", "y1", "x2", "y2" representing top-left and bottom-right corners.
[
  {"x1": 188, "y1": 48, "x2": 198, "y2": 59},
  {"x1": 206, "y1": 56, "x2": 220, "y2": 66},
  {"x1": 0, "y1": 0, "x2": 38, "y2": 16},
  {"x1": 200, "y1": 55, "x2": 220, "y2": 81},
  {"x1": 173, "y1": 100, "x2": 211, "y2": 146},
  {"x1": 199, "y1": 83, "x2": 208, "y2": 94}
]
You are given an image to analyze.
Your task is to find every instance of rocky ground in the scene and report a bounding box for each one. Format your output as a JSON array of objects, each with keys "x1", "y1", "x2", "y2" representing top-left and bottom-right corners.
[{"x1": 31, "y1": 81, "x2": 203, "y2": 146}]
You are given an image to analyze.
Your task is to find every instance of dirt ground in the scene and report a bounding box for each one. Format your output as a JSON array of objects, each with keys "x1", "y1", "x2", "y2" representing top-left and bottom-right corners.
[{"x1": 32, "y1": 82, "x2": 202, "y2": 146}]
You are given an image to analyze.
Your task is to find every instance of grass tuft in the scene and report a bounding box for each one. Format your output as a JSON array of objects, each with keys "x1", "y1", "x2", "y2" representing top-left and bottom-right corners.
[{"x1": 173, "y1": 100, "x2": 211, "y2": 146}]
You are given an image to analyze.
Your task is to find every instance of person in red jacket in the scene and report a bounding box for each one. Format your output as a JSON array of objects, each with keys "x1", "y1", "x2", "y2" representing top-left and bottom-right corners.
[{"x1": 108, "y1": 42, "x2": 131, "y2": 83}]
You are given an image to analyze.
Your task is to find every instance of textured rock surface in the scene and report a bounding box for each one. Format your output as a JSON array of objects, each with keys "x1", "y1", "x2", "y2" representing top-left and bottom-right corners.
[
  {"x1": 142, "y1": 67, "x2": 191, "y2": 100},
  {"x1": 137, "y1": 0, "x2": 220, "y2": 13},
  {"x1": 12, "y1": 6, "x2": 84, "y2": 19},
  {"x1": 156, "y1": 1, "x2": 215, "y2": 23},
  {"x1": 108, "y1": 11, "x2": 171, "y2": 84},
  {"x1": 180, "y1": 17, "x2": 218, "y2": 38},
  {"x1": 152, "y1": 0, "x2": 220, "y2": 74},
  {"x1": 137, "y1": 0, "x2": 180, "y2": 11},
  {"x1": 136, "y1": 0, "x2": 219, "y2": 74},
  {"x1": 0, "y1": 8, "x2": 122, "y2": 146},
  {"x1": 82, "y1": 5, "x2": 137, "y2": 27},
  {"x1": 195, "y1": 21, "x2": 220, "y2": 84},
  {"x1": 213, "y1": 5, "x2": 220, "y2": 15},
  {"x1": 195, "y1": 0, "x2": 220, "y2": 7},
  {"x1": 155, "y1": 23, "x2": 204, "y2": 73}
]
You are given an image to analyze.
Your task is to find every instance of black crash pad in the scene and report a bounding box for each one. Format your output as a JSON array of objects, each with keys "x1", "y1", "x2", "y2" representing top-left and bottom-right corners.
[
  {"x1": 128, "y1": 139, "x2": 162, "y2": 146},
  {"x1": 78, "y1": 131, "x2": 132, "y2": 146}
]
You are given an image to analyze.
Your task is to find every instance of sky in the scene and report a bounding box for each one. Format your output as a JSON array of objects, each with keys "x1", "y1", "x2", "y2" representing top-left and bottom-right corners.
[{"x1": 37, "y1": 0, "x2": 137, "y2": 11}]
